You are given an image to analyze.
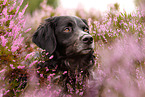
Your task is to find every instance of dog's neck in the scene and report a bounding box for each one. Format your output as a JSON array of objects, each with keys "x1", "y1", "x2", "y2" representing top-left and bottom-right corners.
[
  {"x1": 37, "y1": 51, "x2": 95, "y2": 95},
  {"x1": 50, "y1": 51, "x2": 95, "y2": 95},
  {"x1": 52, "y1": 51, "x2": 95, "y2": 75}
]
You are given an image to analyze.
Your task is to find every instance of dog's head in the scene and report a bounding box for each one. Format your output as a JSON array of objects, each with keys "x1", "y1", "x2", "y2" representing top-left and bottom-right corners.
[{"x1": 32, "y1": 16, "x2": 94, "y2": 56}]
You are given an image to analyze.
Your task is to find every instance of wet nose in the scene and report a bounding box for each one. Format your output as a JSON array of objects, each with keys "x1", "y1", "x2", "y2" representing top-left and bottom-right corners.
[{"x1": 81, "y1": 35, "x2": 93, "y2": 44}]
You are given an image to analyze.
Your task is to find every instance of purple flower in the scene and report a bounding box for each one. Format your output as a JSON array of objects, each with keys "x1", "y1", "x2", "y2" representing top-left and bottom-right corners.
[
  {"x1": 63, "y1": 71, "x2": 67, "y2": 75},
  {"x1": 1, "y1": 36, "x2": 7, "y2": 47},
  {"x1": 40, "y1": 74, "x2": 43, "y2": 78},
  {"x1": 2, "y1": 7, "x2": 7, "y2": 16},
  {"x1": 25, "y1": 52, "x2": 35, "y2": 60},
  {"x1": 3, "y1": 0, "x2": 7, "y2": 5},
  {"x1": 9, "y1": 20, "x2": 14, "y2": 29},
  {"x1": 17, "y1": 66, "x2": 25, "y2": 69},
  {"x1": 49, "y1": 55, "x2": 54, "y2": 59},
  {"x1": 10, "y1": 64, "x2": 15, "y2": 69},
  {"x1": 0, "y1": 69, "x2": 6, "y2": 73},
  {"x1": 29, "y1": 60, "x2": 38, "y2": 67},
  {"x1": 9, "y1": 2, "x2": 16, "y2": 12},
  {"x1": 24, "y1": 28, "x2": 31, "y2": 33},
  {"x1": 11, "y1": 45, "x2": 19, "y2": 52}
]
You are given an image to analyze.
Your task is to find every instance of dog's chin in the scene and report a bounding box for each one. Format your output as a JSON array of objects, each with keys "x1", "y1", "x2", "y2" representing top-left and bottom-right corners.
[{"x1": 79, "y1": 49, "x2": 93, "y2": 55}]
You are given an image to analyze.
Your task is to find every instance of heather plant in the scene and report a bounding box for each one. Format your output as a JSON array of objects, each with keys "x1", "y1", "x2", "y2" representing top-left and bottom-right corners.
[
  {"x1": 89, "y1": 9, "x2": 145, "y2": 45},
  {"x1": 0, "y1": 0, "x2": 36, "y2": 96},
  {"x1": 87, "y1": 36, "x2": 145, "y2": 97},
  {"x1": 86, "y1": 6, "x2": 145, "y2": 97}
]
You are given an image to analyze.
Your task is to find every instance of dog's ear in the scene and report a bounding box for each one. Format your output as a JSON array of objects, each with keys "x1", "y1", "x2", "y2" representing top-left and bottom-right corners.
[
  {"x1": 81, "y1": 19, "x2": 88, "y2": 26},
  {"x1": 32, "y1": 17, "x2": 57, "y2": 55}
]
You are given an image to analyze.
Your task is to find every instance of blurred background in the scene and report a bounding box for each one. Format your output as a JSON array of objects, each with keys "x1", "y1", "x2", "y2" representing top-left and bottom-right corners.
[
  {"x1": 21, "y1": 0, "x2": 145, "y2": 33},
  {"x1": 20, "y1": 0, "x2": 145, "y2": 14}
]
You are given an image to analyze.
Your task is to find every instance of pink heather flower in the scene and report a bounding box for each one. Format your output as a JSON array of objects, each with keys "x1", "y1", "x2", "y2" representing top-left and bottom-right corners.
[
  {"x1": 46, "y1": 52, "x2": 49, "y2": 55},
  {"x1": 0, "y1": 17, "x2": 6, "y2": 23},
  {"x1": 9, "y1": 20, "x2": 14, "y2": 29},
  {"x1": 9, "y1": 2, "x2": 16, "y2": 12},
  {"x1": 0, "y1": 69, "x2": 6, "y2": 73},
  {"x1": 63, "y1": 71, "x2": 67, "y2": 75},
  {"x1": 79, "y1": 92, "x2": 83, "y2": 96},
  {"x1": 4, "y1": 90, "x2": 10, "y2": 95},
  {"x1": 1, "y1": 36, "x2": 7, "y2": 47},
  {"x1": 11, "y1": 35, "x2": 24, "y2": 52},
  {"x1": 13, "y1": 26, "x2": 21, "y2": 39},
  {"x1": 14, "y1": 0, "x2": 24, "y2": 16},
  {"x1": 11, "y1": 45, "x2": 19, "y2": 52},
  {"x1": 37, "y1": 83, "x2": 40, "y2": 86},
  {"x1": 3, "y1": 0, "x2": 7, "y2": 5},
  {"x1": 18, "y1": 12, "x2": 23, "y2": 19},
  {"x1": 8, "y1": 32, "x2": 12, "y2": 37},
  {"x1": 25, "y1": 52, "x2": 35, "y2": 60},
  {"x1": 22, "y1": 4, "x2": 28, "y2": 15},
  {"x1": 49, "y1": 55, "x2": 54, "y2": 59},
  {"x1": 47, "y1": 76, "x2": 51, "y2": 82},
  {"x1": 10, "y1": 64, "x2": 15, "y2": 69},
  {"x1": 19, "y1": 0, "x2": 24, "y2": 6},
  {"x1": 49, "y1": 73, "x2": 55, "y2": 77},
  {"x1": 46, "y1": 68, "x2": 49, "y2": 71},
  {"x1": 37, "y1": 70, "x2": 39, "y2": 73},
  {"x1": 126, "y1": 28, "x2": 129, "y2": 32},
  {"x1": 18, "y1": 34, "x2": 24, "y2": 43},
  {"x1": 40, "y1": 74, "x2": 43, "y2": 78},
  {"x1": 2, "y1": 7, "x2": 7, "y2": 16},
  {"x1": 29, "y1": 60, "x2": 38, "y2": 67},
  {"x1": 42, "y1": 50, "x2": 46, "y2": 51},
  {"x1": 15, "y1": 6, "x2": 20, "y2": 16},
  {"x1": 24, "y1": 28, "x2": 31, "y2": 33},
  {"x1": 55, "y1": 65, "x2": 58, "y2": 69},
  {"x1": 18, "y1": 19, "x2": 25, "y2": 25},
  {"x1": 17, "y1": 66, "x2": 25, "y2": 69}
]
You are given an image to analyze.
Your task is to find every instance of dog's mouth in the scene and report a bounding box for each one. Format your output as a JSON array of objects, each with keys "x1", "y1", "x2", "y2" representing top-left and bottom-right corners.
[{"x1": 80, "y1": 48, "x2": 93, "y2": 54}]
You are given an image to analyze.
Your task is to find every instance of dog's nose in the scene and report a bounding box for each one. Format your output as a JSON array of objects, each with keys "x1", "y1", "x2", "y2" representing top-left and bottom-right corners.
[{"x1": 82, "y1": 35, "x2": 93, "y2": 44}]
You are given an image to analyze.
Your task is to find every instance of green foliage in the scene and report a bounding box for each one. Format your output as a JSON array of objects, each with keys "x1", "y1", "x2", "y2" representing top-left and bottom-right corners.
[{"x1": 20, "y1": 0, "x2": 59, "y2": 14}]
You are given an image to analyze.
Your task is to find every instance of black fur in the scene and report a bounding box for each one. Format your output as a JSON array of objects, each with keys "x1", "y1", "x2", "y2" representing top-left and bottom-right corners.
[{"x1": 33, "y1": 16, "x2": 95, "y2": 96}]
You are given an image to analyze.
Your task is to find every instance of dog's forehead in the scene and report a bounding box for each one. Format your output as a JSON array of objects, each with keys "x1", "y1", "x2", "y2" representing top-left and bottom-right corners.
[{"x1": 56, "y1": 16, "x2": 84, "y2": 26}]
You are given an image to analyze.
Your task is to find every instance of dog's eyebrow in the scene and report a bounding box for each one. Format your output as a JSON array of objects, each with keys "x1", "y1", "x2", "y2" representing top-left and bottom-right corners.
[
  {"x1": 66, "y1": 21, "x2": 75, "y2": 26},
  {"x1": 78, "y1": 23, "x2": 89, "y2": 29},
  {"x1": 60, "y1": 20, "x2": 75, "y2": 27}
]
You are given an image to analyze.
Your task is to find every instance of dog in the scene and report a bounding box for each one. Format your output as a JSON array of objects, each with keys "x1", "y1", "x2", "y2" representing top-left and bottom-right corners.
[{"x1": 32, "y1": 16, "x2": 95, "y2": 96}]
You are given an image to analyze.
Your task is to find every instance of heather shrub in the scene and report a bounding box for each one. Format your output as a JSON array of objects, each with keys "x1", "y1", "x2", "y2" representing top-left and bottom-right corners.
[
  {"x1": 87, "y1": 8, "x2": 145, "y2": 97},
  {"x1": 87, "y1": 36, "x2": 145, "y2": 97},
  {"x1": 0, "y1": 0, "x2": 36, "y2": 96}
]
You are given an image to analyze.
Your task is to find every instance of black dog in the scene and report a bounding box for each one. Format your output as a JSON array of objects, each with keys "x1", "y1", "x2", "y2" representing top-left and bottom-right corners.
[{"x1": 32, "y1": 16, "x2": 95, "y2": 96}]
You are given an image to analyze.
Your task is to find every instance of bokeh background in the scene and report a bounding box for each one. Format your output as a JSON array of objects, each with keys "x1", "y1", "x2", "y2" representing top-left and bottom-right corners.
[{"x1": 1, "y1": 0, "x2": 145, "y2": 96}]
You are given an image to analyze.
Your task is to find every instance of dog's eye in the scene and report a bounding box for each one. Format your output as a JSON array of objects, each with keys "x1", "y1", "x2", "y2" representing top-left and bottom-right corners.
[
  {"x1": 64, "y1": 27, "x2": 72, "y2": 32},
  {"x1": 83, "y1": 28, "x2": 89, "y2": 32}
]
